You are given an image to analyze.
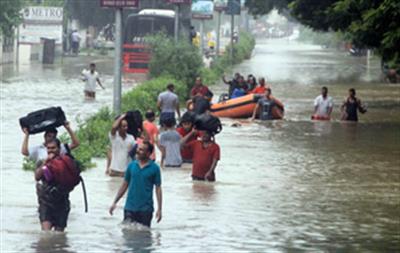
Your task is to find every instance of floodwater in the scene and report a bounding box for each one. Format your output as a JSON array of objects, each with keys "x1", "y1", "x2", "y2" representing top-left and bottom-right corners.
[{"x1": 1, "y1": 39, "x2": 399, "y2": 252}]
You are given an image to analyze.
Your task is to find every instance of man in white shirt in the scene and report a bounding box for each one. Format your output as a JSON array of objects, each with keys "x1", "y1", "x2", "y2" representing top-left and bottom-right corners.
[
  {"x1": 107, "y1": 114, "x2": 135, "y2": 177},
  {"x1": 157, "y1": 84, "x2": 180, "y2": 127},
  {"x1": 21, "y1": 122, "x2": 80, "y2": 165},
  {"x1": 313, "y1": 86, "x2": 334, "y2": 120},
  {"x1": 81, "y1": 63, "x2": 104, "y2": 99}
]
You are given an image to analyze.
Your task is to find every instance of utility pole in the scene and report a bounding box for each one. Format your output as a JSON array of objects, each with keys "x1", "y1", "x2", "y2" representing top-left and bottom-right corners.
[
  {"x1": 199, "y1": 20, "x2": 204, "y2": 54},
  {"x1": 113, "y1": 8, "x2": 122, "y2": 114},
  {"x1": 174, "y1": 4, "x2": 179, "y2": 42},
  {"x1": 230, "y1": 14, "x2": 234, "y2": 63},
  {"x1": 216, "y1": 10, "x2": 222, "y2": 56}
]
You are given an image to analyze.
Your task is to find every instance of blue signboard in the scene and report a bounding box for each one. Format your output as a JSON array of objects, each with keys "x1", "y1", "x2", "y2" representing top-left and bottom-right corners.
[{"x1": 192, "y1": 0, "x2": 214, "y2": 19}]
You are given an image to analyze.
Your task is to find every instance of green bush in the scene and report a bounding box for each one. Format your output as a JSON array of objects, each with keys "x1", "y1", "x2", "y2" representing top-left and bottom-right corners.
[{"x1": 147, "y1": 33, "x2": 203, "y2": 89}]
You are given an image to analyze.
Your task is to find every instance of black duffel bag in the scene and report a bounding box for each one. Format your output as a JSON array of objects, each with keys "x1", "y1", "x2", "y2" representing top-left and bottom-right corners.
[
  {"x1": 19, "y1": 107, "x2": 66, "y2": 134},
  {"x1": 194, "y1": 114, "x2": 222, "y2": 135},
  {"x1": 125, "y1": 110, "x2": 143, "y2": 139}
]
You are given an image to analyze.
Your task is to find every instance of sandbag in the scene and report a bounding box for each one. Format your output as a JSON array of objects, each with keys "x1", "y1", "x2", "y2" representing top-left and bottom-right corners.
[
  {"x1": 194, "y1": 114, "x2": 222, "y2": 135},
  {"x1": 19, "y1": 107, "x2": 66, "y2": 134}
]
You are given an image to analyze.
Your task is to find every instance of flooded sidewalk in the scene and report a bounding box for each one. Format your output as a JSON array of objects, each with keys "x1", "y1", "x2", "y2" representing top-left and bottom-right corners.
[{"x1": 1, "y1": 39, "x2": 399, "y2": 252}]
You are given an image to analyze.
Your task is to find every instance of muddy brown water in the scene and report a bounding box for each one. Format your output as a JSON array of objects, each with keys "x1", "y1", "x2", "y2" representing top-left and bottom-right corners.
[{"x1": 1, "y1": 39, "x2": 399, "y2": 252}]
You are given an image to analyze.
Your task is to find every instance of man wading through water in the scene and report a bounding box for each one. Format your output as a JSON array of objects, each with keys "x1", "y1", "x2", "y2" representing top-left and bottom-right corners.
[
  {"x1": 35, "y1": 139, "x2": 74, "y2": 231},
  {"x1": 109, "y1": 142, "x2": 162, "y2": 227},
  {"x1": 21, "y1": 122, "x2": 79, "y2": 166},
  {"x1": 106, "y1": 114, "x2": 135, "y2": 177},
  {"x1": 181, "y1": 130, "x2": 220, "y2": 182},
  {"x1": 81, "y1": 63, "x2": 105, "y2": 100}
]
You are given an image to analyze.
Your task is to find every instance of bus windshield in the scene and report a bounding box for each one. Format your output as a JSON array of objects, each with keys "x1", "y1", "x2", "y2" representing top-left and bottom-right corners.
[{"x1": 124, "y1": 15, "x2": 175, "y2": 43}]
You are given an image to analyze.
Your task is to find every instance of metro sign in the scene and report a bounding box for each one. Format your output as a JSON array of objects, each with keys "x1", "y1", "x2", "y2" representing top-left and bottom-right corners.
[{"x1": 100, "y1": 0, "x2": 139, "y2": 7}]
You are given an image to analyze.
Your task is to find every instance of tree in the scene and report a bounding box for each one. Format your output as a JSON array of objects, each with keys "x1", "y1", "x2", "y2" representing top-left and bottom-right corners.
[
  {"x1": 245, "y1": 0, "x2": 289, "y2": 17},
  {"x1": 0, "y1": 0, "x2": 24, "y2": 37},
  {"x1": 246, "y1": 0, "x2": 400, "y2": 68}
]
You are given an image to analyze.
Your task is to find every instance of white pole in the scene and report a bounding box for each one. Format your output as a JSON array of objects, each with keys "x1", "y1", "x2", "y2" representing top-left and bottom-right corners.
[{"x1": 113, "y1": 8, "x2": 122, "y2": 114}]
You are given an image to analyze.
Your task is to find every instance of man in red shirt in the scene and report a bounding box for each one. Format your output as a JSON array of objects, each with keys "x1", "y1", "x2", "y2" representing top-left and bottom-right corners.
[
  {"x1": 176, "y1": 112, "x2": 199, "y2": 163},
  {"x1": 181, "y1": 130, "x2": 220, "y2": 182},
  {"x1": 142, "y1": 110, "x2": 159, "y2": 161},
  {"x1": 190, "y1": 77, "x2": 210, "y2": 98},
  {"x1": 250, "y1": 77, "x2": 268, "y2": 94}
]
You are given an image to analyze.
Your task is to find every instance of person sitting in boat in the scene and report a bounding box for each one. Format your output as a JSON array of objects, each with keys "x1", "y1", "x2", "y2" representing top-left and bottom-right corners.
[
  {"x1": 222, "y1": 73, "x2": 241, "y2": 98},
  {"x1": 246, "y1": 74, "x2": 257, "y2": 91},
  {"x1": 251, "y1": 88, "x2": 284, "y2": 120},
  {"x1": 237, "y1": 75, "x2": 249, "y2": 93},
  {"x1": 250, "y1": 78, "x2": 267, "y2": 94},
  {"x1": 231, "y1": 86, "x2": 246, "y2": 99}
]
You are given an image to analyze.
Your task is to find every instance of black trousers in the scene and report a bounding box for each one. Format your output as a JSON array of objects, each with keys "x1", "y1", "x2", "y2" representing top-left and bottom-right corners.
[{"x1": 124, "y1": 210, "x2": 153, "y2": 227}]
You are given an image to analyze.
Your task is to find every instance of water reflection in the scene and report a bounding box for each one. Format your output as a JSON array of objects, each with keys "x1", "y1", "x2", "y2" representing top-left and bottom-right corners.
[
  {"x1": 191, "y1": 182, "x2": 217, "y2": 202},
  {"x1": 121, "y1": 225, "x2": 154, "y2": 253},
  {"x1": 32, "y1": 232, "x2": 74, "y2": 253},
  {"x1": 312, "y1": 121, "x2": 332, "y2": 135}
]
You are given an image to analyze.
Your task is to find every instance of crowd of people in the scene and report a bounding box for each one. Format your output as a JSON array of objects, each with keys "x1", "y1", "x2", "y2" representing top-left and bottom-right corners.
[{"x1": 22, "y1": 69, "x2": 367, "y2": 232}]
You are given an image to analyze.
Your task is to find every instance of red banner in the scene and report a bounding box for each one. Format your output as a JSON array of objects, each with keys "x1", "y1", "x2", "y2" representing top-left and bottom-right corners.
[{"x1": 100, "y1": 0, "x2": 139, "y2": 8}]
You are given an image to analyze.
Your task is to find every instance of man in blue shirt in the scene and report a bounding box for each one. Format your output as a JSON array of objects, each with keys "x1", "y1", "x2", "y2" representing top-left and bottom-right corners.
[{"x1": 109, "y1": 141, "x2": 162, "y2": 227}]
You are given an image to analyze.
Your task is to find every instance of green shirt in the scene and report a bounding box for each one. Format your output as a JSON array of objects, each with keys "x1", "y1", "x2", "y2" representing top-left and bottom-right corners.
[{"x1": 124, "y1": 160, "x2": 161, "y2": 212}]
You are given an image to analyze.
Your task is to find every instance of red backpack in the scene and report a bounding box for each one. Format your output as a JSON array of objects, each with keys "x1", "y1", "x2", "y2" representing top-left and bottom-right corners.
[
  {"x1": 47, "y1": 155, "x2": 81, "y2": 191},
  {"x1": 46, "y1": 154, "x2": 88, "y2": 212}
]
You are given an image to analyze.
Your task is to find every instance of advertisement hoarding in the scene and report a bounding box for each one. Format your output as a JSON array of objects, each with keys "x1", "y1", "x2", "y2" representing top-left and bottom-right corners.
[
  {"x1": 19, "y1": 7, "x2": 63, "y2": 45},
  {"x1": 192, "y1": 0, "x2": 214, "y2": 20},
  {"x1": 214, "y1": 0, "x2": 227, "y2": 11},
  {"x1": 226, "y1": 0, "x2": 241, "y2": 15}
]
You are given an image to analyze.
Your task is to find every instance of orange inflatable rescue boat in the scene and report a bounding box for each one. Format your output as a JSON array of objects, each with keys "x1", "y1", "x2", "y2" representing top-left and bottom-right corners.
[
  {"x1": 210, "y1": 94, "x2": 284, "y2": 119},
  {"x1": 210, "y1": 94, "x2": 260, "y2": 118}
]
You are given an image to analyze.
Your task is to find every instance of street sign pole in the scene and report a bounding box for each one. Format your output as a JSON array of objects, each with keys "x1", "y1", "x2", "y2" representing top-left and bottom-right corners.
[
  {"x1": 113, "y1": 7, "x2": 122, "y2": 114},
  {"x1": 200, "y1": 20, "x2": 204, "y2": 54},
  {"x1": 174, "y1": 4, "x2": 179, "y2": 42},
  {"x1": 101, "y1": 0, "x2": 138, "y2": 115},
  {"x1": 230, "y1": 13, "x2": 234, "y2": 63},
  {"x1": 216, "y1": 10, "x2": 221, "y2": 57}
]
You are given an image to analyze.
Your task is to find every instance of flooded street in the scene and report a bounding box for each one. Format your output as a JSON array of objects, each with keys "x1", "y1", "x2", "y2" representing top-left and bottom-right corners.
[{"x1": 1, "y1": 39, "x2": 399, "y2": 252}]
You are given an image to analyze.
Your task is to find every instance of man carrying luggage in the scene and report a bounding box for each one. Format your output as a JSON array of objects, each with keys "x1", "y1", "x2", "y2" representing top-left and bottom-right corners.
[
  {"x1": 35, "y1": 138, "x2": 76, "y2": 231},
  {"x1": 21, "y1": 122, "x2": 80, "y2": 166},
  {"x1": 181, "y1": 130, "x2": 220, "y2": 182}
]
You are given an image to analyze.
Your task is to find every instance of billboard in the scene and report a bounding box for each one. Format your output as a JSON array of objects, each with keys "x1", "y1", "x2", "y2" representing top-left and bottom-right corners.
[
  {"x1": 19, "y1": 7, "x2": 63, "y2": 45},
  {"x1": 226, "y1": 0, "x2": 241, "y2": 15},
  {"x1": 192, "y1": 0, "x2": 214, "y2": 20},
  {"x1": 100, "y1": 0, "x2": 139, "y2": 7},
  {"x1": 214, "y1": 0, "x2": 227, "y2": 11}
]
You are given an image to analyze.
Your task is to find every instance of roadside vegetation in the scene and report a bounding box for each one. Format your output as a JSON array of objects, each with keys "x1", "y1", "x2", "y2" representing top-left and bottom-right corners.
[{"x1": 23, "y1": 31, "x2": 255, "y2": 171}]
